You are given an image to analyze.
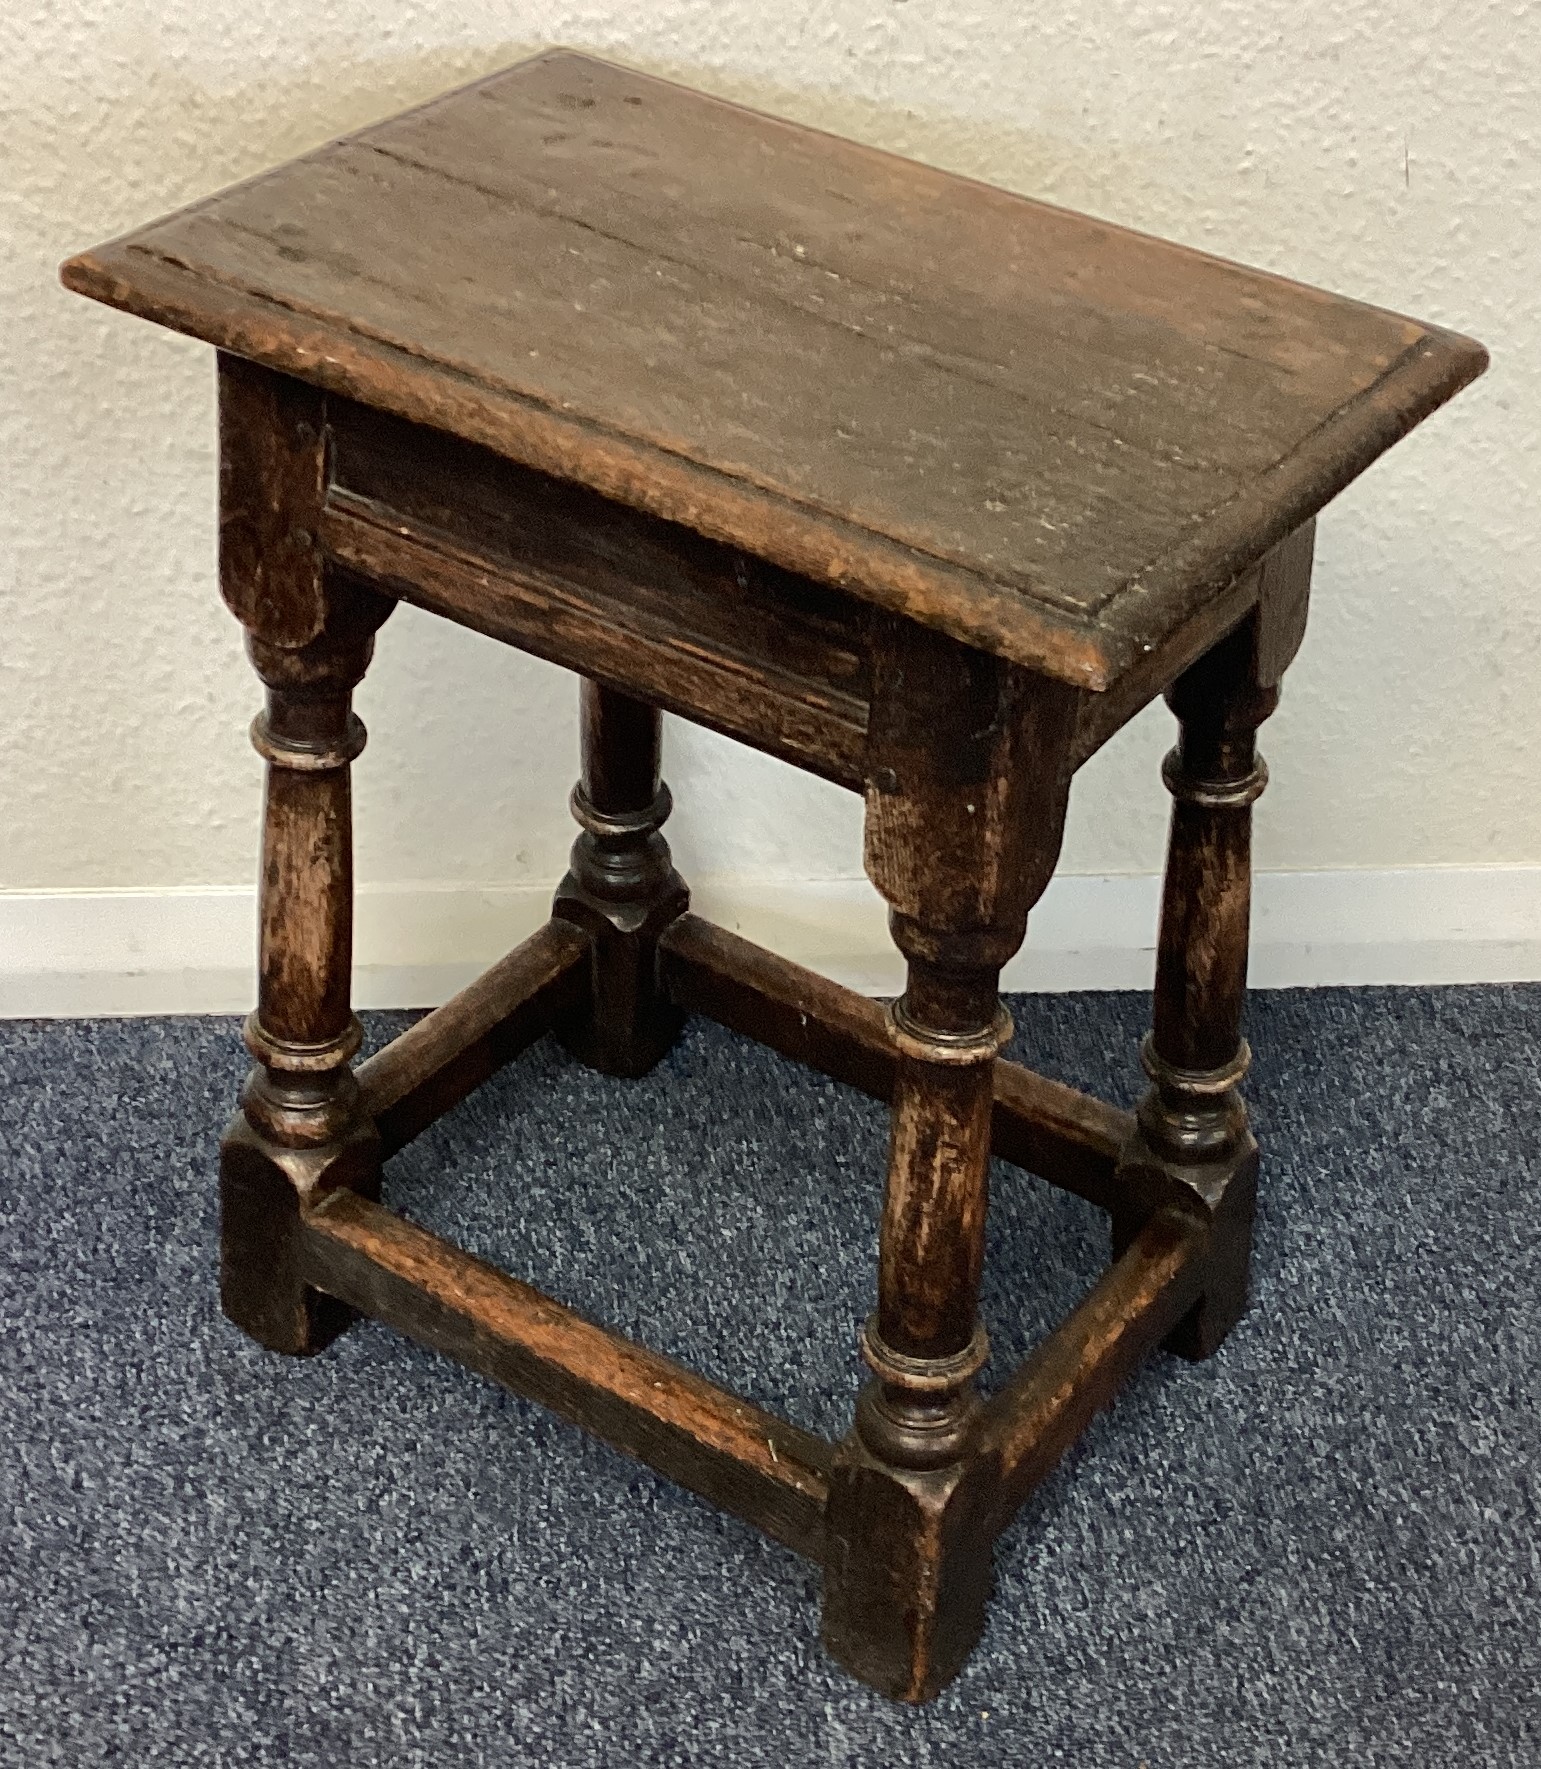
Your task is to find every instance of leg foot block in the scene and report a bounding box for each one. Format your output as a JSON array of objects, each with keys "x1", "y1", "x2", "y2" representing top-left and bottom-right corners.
[
  {"x1": 552, "y1": 883, "x2": 688, "y2": 1079},
  {"x1": 219, "y1": 1114, "x2": 381, "y2": 1355},
  {"x1": 820, "y1": 1416, "x2": 992, "y2": 1702},
  {"x1": 1112, "y1": 1132, "x2": 1258, "y2": 1363}
]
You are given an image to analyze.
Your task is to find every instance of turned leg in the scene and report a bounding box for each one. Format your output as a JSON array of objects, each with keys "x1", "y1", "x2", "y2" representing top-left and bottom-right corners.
[
  {"x1": 553, "y1": 680, "x2": 688, "y2": 1076},
  {"x1": 822, "y1": 623, "x2": 1078, "y2": 1701},
  {"x1": 220, "y1": 586, "x2": 389, "y2": 1354},
  {"x1": 1115, "y1": 526, "x2": 1313, "y2": 1359},
  {"x1": 822, "y1": 935, "x2": 1012, "y2": 1701},
  {"x1": 214, "y1": 353, "x2": 393, "y2": 1354}
]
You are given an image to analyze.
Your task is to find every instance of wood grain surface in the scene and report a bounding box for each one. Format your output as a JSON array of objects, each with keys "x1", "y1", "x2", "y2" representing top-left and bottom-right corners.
[
  {"x1": 302, "y1": 1189, "x2": 833, "y2": 1559},
  {"x1": 61, "y1": 50, "x2": 1486, "y2": 688},
  {"x1": 81, "y1": 50, "x2": 1491, "y2": 1705},
  {"x1": 656, "y1": 913, "x2": 1132, "y2": 1207},
  {"x1": 355, "y1": 917, "x2": 591, "y2": 1156}
]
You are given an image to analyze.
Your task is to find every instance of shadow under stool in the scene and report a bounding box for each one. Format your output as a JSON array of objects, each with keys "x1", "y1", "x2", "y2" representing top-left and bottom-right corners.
[{"x1": 63, "y1": 49, "x2": 1486, "y2": 1701}]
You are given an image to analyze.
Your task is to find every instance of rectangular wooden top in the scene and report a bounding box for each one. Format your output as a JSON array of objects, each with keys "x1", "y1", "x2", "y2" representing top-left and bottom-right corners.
[{"x1": 62, "y1": 50, "x2": 1486, "y2": 690}]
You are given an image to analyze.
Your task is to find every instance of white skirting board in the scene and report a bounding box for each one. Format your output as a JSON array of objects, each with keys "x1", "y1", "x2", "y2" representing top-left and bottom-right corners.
[{"x1": 3, "y1": 867, "x2": 1541, "y2": 1018}]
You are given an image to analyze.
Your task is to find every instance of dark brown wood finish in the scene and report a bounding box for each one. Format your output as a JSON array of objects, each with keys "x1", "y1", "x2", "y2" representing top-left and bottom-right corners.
[
  {"x1": 657, "y1": 913, "x2": 1131, "y2": 1208},
  {"x1": 822, "y1": 622, "x2": 1080, "y2": 1701},
  {"x1": 216, "y1": 354, "x2": 394, "y2": 1358},
  {"x1": 301, "y1": 1189, "x2": 833, "y2": 1559},
  {"x1": 61, "y1": 51, "x2": 1484, "y2": 690},
  {"x1": 324, "y1": 401, "x2": 871, "y2": 789},
  {"x1": 64, "y1": 49, "x2": 1486, "y2": 1706},
  {"x1": 973, "y1": 1209, "x2": 1208, "y2": 1536},
  {"x1": 1112, "y1": 522, "x2": 1314, "y2": 1359},
  {"x1": 356, "y1": 919, "x2": 592, "y2": 1156},
  {"x1": 552, "y1": 680, "x2": 690, "y2": 1075}
]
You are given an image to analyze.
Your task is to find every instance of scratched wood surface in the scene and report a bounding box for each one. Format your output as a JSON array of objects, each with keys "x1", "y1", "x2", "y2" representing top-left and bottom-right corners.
[
  {"x1": 62, "y1": 50, "x2": 1485, "y2": 689},
  {"x1": 301, "y1": 1188, "x2": 834, "y2": 1559}
]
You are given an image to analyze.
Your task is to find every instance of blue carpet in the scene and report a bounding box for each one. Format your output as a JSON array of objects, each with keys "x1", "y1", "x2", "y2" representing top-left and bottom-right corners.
[{"x1": 1, "y1": 987, "x2": 1537, "y2": 1765}]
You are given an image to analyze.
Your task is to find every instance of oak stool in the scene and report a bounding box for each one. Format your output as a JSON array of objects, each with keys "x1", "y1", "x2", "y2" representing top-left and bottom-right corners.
[{"x1": 64, "y1": 51, "x2": 1487, "y2": 1701}]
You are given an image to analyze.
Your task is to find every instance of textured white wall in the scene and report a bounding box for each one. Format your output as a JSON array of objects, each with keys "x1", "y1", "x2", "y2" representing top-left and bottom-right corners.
[{"x1": 2, "y1": 2, "x2": 1532, "y2": 910}]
